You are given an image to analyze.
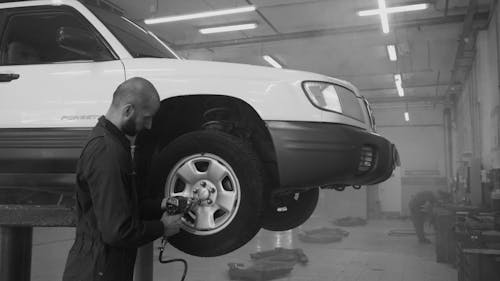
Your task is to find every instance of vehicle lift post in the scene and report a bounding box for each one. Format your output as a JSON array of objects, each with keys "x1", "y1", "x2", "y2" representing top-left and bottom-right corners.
[
  {"x1": 0, "y1": 205, "x2": 72, "y2": 281},
  {"x1": 0, "y1": 205, "x2": 154, "y2": 281},
  {"x1": 0, "y1": 226, "x2": 32, "y2": 281}
]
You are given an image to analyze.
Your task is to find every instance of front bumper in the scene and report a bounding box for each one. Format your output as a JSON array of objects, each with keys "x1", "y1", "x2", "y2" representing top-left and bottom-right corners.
[{"x1": 266, "y1": 121, "x2": 399, "y2": 188}]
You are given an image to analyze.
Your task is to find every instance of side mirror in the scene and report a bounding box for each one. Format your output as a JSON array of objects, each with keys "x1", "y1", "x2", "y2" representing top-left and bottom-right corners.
[{"x1": 56, "y1": 27, "x2": 99, "y2": 59}]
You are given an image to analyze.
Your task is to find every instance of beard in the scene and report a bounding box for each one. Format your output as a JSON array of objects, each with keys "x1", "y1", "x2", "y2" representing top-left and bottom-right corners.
[{"x1": 122, "y1": 118, "x2": 138, "y2": 136}]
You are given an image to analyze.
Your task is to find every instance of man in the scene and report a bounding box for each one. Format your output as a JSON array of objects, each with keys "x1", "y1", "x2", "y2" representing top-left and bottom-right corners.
[
  {"x1": 409, "y1": 190, "x2": 437, "y2": 244},
  {"x1": 62, "y1": 77, "x2": 182, "y2": 281}
]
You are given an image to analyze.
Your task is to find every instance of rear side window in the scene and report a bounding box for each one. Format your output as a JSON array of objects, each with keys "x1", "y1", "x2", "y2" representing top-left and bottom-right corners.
[
  {"x1": 335, "y1": 85, "x2": 365, "y2": 122},
  {"x1": 0, "y1": 7, "x2": 113, "y2": 65}
]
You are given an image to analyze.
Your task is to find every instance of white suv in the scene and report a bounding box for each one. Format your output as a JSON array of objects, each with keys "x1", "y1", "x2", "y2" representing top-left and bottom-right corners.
[{"x1": 0, "y1": 0, "x2": 398, "y2": 257}]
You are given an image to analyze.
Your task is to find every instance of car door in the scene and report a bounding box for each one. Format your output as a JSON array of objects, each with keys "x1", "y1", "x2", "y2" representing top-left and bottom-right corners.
[{"x1": 0, "y1": 5, "x2": 125, "y2": 129}]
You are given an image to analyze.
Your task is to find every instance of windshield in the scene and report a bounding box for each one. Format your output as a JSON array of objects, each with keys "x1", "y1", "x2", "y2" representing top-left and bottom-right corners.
[{"x1": 89, "y1": 7, "x2": 180, "y2": 59}]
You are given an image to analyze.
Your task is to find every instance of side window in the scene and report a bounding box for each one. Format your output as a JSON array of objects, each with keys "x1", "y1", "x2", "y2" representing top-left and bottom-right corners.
[{"x1": 0, "y1": 8, "x2": 113, "y2": 66}]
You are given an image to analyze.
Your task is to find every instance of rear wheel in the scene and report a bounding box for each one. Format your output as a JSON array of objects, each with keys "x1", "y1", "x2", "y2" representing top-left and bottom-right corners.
[
  {"x1": 261, "y1": 188, "x2": 319, "y2": 231},
  {"x1": 150, "y1": 130, "x2": 263, "y2": 257}
]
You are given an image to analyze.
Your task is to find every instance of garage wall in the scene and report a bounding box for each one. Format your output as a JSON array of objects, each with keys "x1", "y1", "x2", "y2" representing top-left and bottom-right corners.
[
  {"x1": 377, "y1": 167, "x2": 402, "y2": 214},
  {"x1": 452, "y1": 4, "x2": 500, "y2": 205},
  {"x1": 316, "y1": 188, "x2": 367, "y2": 220},
  {"x1": 371, "y1": 104, "x2": 447, "y2": 214},
  {"x1": 454, "y1": 28, "x2": 500, "y2": 171},
  {"x1": 376, "y1": 106, "x2": 446, "y2": 175},
  {"x1": 477, "y1": 28, "x2": 499, "y2": 170}
]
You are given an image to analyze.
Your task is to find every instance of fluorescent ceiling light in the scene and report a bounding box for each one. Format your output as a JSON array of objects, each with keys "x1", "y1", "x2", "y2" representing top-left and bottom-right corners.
[
  {"x1": 394, "y1": 74, "x2": 405, "y2": 97},
  {"x1": 199, "y1": 23, "x2": 257, "y2": 34},
  {"x1": 387, "y1": 45, "x2": 397, "y2": 61},
  {"x1": 263, "y1": 55, "x2": 282, "y2": 68},
  {"x1": 145, "y1": 5, "x2": 256, "y2": 25},
  {"x1": 397, "y1": 87, "x2": 405, "y2": 97},
  {"x1": 358, "y1": 3, "x2": 428, "y2": 16},
  {"x1": 378, "y1": 0, "x2": 389, "y2": 34},
  {"x1": 404, "y1": 111, "x2": 410, "y2": 122},
  {"x1": 394, "y1": 74, "x2": 402, "y2": 86}
]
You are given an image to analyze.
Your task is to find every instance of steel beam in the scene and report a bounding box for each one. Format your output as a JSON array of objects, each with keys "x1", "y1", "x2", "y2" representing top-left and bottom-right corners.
[
  {"x1": 367, "y1": 95, "x2": 447, "y2": 104},
  {"x1": 174, "y1": 12, "x2": 489, "y2": 50},
  {"x1": 445, "y1": 0, "x2": 481, "y2": 98},
  {"x1": 336, "y1": 68, "x2": 435, "y2": 79},
  {"x1": 377, "y1": 123, "x2": 444, "y2": 128},
  {"x1": 0, "y1": 205, "x2": 75, "y2": 227},
  {"x1": 359, "y1": 82, "x2": 458, "y2": 92}
]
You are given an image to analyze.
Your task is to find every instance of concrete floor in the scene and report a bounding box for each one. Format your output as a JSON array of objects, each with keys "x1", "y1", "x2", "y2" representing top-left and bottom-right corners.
[{"x1": 31, "y1": 216, "x2": 456, "y2": 281}]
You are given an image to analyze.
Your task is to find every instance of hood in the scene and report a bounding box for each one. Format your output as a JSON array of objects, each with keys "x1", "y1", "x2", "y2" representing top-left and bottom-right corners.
[{"x1": 123, "y1": 58, "x2": 359, "y2": 95}]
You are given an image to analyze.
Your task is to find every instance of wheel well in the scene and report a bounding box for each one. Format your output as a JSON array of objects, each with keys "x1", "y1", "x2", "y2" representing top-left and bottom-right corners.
[{"x1": 147, "y1": 95, "x2": 280, "y2": 187}]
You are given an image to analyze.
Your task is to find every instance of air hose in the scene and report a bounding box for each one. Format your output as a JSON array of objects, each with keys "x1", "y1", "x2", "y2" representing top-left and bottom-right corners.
[{"x1": 158, "y1": 238, "x2": 188, "y2": 281}]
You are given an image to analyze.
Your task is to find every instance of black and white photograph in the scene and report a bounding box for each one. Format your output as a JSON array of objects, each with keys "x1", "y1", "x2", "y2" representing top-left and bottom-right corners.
[{"x1": 0, "y1": 0, "x2": 499, "y2": 281}]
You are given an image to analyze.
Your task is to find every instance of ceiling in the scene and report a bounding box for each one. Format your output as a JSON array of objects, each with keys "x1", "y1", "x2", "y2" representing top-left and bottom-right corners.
[{"x1": 103, "y1": 0, "x2": 493, "y2": 107}]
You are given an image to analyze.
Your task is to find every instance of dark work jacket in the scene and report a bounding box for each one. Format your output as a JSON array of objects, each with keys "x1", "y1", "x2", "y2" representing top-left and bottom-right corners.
[
  {"x1": 62, "y1": 116, "x2": 164, "y2": 281},
  {"x1": 409, "y1": 191, "x2": 436, "y2": 216}
]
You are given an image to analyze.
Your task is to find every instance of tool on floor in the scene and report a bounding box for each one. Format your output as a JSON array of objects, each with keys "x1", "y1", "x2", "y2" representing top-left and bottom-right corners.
[
  {"x1": 250, "y1": 247, "x2": 309, "y2": 265},
  {"x1": 332, "y1": 216, "x2": 367, "y2": 226},
  {"x1": 228, "y1": 260, "x2": 295, "y2": 281},
  {"x1": 387, "y1": 228, "x2": 434, "y2": 236},
  {"x1": 228, "y1": 247, "x2": 308, "y2": 281},
  {"x1": 298, "y1": 227, "x2": 349, "y2": 243}
]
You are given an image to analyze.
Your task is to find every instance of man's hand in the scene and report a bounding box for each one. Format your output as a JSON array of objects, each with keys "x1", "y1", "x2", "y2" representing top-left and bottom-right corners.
[
  {"x1": 161, "y1": 212, "x2": 183, "y2": 237},
  {"x1": 161, "y1": 197, "x2": 168, "y2": 211}
]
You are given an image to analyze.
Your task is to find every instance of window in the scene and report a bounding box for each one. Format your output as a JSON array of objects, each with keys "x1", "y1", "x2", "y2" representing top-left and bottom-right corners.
[
  {"x1": 0, "y1": 8, "x2": 113, "y2": 65},
  {"x1": 89, "y1": 6, "x2": 179, "y2": 59}
]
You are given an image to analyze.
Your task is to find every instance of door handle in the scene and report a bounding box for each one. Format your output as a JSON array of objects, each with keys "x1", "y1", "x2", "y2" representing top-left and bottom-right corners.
[{"x1": 0, "y1": 73, "x2": 20, "y2": 82}]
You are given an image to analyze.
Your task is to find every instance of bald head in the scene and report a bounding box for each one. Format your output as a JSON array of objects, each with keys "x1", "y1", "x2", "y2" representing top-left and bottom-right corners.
[
  {"x1": 111, "y1": 77, "x2": 159, "y2": 109},
  {"x1": 106, "y1": 77, "x2": 160, "y2": 136}
]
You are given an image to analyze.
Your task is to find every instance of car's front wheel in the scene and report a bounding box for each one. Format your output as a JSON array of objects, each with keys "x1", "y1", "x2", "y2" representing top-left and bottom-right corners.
[
  {"x1": 150, "y1": 130, "x2": 263, "y2": 257},
  {"x1": 261, "y1": 188, "x2": 319, "y2": 231}
]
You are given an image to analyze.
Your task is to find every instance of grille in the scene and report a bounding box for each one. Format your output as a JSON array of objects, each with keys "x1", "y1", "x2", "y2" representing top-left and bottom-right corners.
[{"x1": 358, "y1": 146, "x2": 376, "y2": 174}]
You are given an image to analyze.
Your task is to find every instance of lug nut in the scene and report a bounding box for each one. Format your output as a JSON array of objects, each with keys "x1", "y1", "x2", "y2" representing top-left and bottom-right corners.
[
  {"x1": 193, "y1": 189, "x2": 198, "y2": 194},
  {"x1": 201, "y1": 181, "x2": 206, "y2": 187},
  {"x1": 207, "y1": 199, "x2": 213, "y2": 204},
  {"x1": 210, "y1": 187, "x2": 216, "y2": 193}
]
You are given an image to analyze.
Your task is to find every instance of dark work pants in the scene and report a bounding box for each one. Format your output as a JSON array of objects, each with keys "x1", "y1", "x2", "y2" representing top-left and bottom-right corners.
[
  {"x1": 410, "y1": 210, "x2": 427, "y2": 242},
  {"x1": 63, "y1": 234, "x2": 137, "y2": 281}
]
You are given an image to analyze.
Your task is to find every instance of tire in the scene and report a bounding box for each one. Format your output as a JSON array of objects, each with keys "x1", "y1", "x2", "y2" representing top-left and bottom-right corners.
[
  {"x1": 150, "y1": 130, "x2": 263, "y2": 257},
  {"x1": 261, "y1": 188, "x2": 319, "y2": 231}
]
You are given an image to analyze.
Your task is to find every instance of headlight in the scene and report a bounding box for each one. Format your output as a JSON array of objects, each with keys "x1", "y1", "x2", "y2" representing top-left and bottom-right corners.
[
  {"x1": 302, "y1": 81, "x2": 342, "y2": 113},
  {"x1": 302, "y1": 81, "x2": 365, "y2": 122}
]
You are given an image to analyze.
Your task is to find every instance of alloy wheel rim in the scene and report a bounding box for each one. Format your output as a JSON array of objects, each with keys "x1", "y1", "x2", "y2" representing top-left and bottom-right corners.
[{"x1": 165, "y1": 153, "x2": 241, "y2": 235}]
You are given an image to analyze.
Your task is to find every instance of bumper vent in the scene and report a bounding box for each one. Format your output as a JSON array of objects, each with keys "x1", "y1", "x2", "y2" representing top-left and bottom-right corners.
[{"x1": 357, "y1": 146, "x2": 376, "y2": 174}]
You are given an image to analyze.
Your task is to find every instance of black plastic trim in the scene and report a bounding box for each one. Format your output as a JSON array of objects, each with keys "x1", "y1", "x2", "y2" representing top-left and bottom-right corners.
[{"x1": 266, "y1": 121, "x2": 397, "y2": 188}]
